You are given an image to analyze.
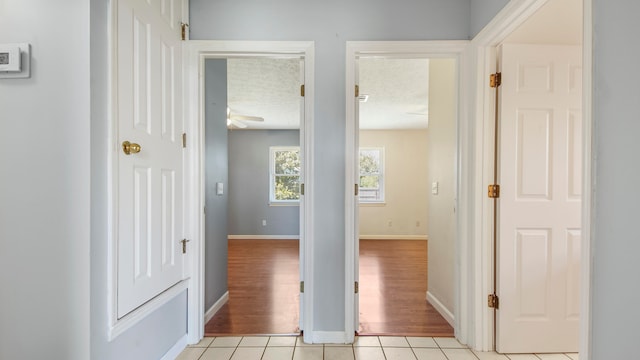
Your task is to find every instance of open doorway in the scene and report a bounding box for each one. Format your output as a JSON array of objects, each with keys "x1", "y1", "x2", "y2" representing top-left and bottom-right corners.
[
  {"x1": 356, "y1": 58, "x2": 455, "y2": 336},
  {"x1": 344, "y1": 42, "x2": 468, "y2": 341},
  {"x1": 198, "y1": 56, "x2": 307, "y2": 336}
]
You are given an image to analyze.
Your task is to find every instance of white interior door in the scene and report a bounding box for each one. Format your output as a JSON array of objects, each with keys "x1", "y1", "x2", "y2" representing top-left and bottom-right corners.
[
  {"x1": 497, "y1": 44, "x2": 582, "y2": 353},
  {"x1": 116, "y1": 0, "x2": 186, "y2": 318}
]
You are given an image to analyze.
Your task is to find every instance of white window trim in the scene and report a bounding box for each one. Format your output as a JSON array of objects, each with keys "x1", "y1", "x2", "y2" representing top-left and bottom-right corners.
[
  {"x1": 359, "y1": 147, "x2": 385, "y2": 203},
  {"x1": 269, "y1": 146, "x2": 301, "y2": 205}
]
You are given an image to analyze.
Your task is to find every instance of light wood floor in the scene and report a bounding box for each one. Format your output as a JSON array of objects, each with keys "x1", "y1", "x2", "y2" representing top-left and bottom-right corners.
[{"x1": 204, "y1": 239, "x2": 453, "y2": 337}]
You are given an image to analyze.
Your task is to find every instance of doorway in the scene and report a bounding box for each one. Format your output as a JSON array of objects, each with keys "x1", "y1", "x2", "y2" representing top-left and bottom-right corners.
[
  {"x1": 183, "y1": 41, "x2": 315, "y2": 343},
  {"x1": 344, "y1": 41, "x2": 468, "y2": 341},
  {"x1": 202, "y1": 57, "x2": 303, "y2": 335},
  {"x1": 471, "y1": 0, "x2": 590, "y2": 354},
  {"x1": 356, "y1": 57, "x2": 455, "y2": 336}
]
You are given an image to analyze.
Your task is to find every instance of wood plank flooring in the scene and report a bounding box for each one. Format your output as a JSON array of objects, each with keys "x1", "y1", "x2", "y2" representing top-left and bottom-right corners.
[{"x1": 204, "y1": 239, "x2": 453, "y2": 337}]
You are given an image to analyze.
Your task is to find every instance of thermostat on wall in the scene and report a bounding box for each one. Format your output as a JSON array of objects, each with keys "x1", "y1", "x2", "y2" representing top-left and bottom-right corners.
[{"x1": 0, "y1": 43, "x2": 30, "y2": 79}]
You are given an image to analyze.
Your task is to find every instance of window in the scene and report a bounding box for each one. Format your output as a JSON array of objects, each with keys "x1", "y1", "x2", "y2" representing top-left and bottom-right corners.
[
  {"x1": 359, "y1": 147, "x2": 384, "y2": 202},
  {"x1": 269, "y1": 146, "x2": 301, "y2": 204}
]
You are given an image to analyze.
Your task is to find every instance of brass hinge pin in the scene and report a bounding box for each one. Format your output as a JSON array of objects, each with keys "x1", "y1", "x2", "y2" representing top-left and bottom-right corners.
[
  {"x1": 182, "y1": 133, "x2": 187, "y2": 148},
  {"x1": 488, "y1": 184, "x2": 500, "y2": 198},
  {"x1": 180, "y1": 22, "x2": 189, "y2": 41},
  {"x1": 490, "y1": 72, "x2": 502, "y2": 88},
  {"x1": 355, "y1": 85, "x2": 359, "y2": 97},
  {"x1": 355, "y1": 281, "x2": 359, "y2": 294},
  {"x1": 301, "y1": 183, "x2": 305, "y2": 196},
  {"x1": 488, "y1": 294, "x2": 499, "y2": 309},
  {"x1": 300, "y1": 84, "x2": 305, "y2": 97},
  {"x1": 355, "y1": 184, "x2": 359, "y2": 196},
  {"x1": 181, "y1": 239, "x2": 190, "y2": 254},
  {"x1": 300, "y1": 281, "x2": 304, "y2": 293}
]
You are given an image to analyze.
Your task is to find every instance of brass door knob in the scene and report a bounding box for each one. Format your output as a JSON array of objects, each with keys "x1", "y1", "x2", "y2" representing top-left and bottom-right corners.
[{"x1": 122, "y1": 141, "x2": 141, "y2": 155}]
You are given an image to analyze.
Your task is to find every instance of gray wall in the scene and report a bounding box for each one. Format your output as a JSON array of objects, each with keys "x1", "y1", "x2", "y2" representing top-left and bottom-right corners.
[
  {"x1": 0, "y1": 1, "x2": 90, "y2": 358},
  {"x1": 89, "y1": 0, "x2": 188, "y2": 359},
  {"x1": 205, "y1": 59, "x2": 230, "y2": 310},
  {"x1": 191, "y1": 0, "x2": 471, "y2": 332},
  {"x1": 469, "y1": 0, "x2": 510, "y2": 37},
  {"x1": 592, "y1": 0, "x2": 640, "y2": 358},
  {"x1": 228, "y1": 130, "x2": 300, "y2": 236}
]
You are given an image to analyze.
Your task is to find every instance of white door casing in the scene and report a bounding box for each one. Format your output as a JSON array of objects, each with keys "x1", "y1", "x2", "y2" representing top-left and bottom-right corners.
[
  {"x1": 115, "y1": 0, "x2": 187, "y2": 318},
  {"x1": 497, "y1": 44, "x2": 582, "y2": 353}
]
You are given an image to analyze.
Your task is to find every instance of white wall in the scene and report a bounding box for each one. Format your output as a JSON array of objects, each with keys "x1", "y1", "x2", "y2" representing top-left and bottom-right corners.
[
  {"x1": 591, "y1": 0, "x2": 640, "y2": 358},
  {"x1": 0, "y1": 1, "x2": 90, "y2": 358},
  {"x1": 426, "y1": 59, "x2": 457, "y2": 317},
  {"x1": 359, "y1": 130, "x2": 428, "y2": 238}
]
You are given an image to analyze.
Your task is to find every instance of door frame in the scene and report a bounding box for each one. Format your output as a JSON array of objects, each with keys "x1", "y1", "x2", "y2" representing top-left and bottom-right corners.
[
  {"x1": 469, "y1": 0, "x2": 593, "y2": 355},
  {"x1": 183, "y1": 40, "x2": 315, "y2": 343},
  {"x1": 344, "y1": 40, "x2": 469, "y2": 344}
]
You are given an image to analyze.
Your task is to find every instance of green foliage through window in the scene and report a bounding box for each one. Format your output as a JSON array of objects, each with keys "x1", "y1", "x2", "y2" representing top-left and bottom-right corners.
[
  {"x1": 359, "y1": 148, "x2": 384, "y2": 202},
  {"x1": 271, "y1": 147, "x2": 301, "y2": 202}
]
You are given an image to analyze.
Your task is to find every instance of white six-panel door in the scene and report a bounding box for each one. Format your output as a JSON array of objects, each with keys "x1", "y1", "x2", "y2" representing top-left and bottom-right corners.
[
  {"x1": 497, "y1": 44, "x2": 582, "y2": 353},
  {"x1": 116, "y1": 0, "x2": 186, "y2": 318}
]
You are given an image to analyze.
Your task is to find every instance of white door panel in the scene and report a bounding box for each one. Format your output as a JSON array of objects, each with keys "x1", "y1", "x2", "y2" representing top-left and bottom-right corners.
[
  {"x1": 116, "y1": 0, "x2": 186, "y2": 318},
  {"x1": 497, "y1": 44, "x2": 581, "y2": 353}
]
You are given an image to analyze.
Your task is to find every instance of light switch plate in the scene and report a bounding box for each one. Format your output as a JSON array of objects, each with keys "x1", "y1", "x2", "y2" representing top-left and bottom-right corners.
[
  {"x1": 431, "y1": 181, "x2": 439, "y2": 195},
  {"x1": 0, "y1": 43, "x2": 30, "y2": 79},
  {"x1": 216, "y1": 182, "x2": 224, "y2": 195}
]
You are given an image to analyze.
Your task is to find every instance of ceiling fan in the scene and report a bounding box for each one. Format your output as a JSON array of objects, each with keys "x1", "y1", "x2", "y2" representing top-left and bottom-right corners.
[{"x1": 227, "y1": 107, "x2": 264, "y2": 129}]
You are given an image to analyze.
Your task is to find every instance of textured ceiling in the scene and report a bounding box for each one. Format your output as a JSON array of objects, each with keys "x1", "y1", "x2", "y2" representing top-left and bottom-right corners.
[{"x1": 227, "y1": 57, "x2": 431, "y2": 130}]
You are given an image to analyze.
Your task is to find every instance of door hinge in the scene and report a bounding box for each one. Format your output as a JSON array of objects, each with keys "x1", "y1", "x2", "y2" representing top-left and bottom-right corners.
[
  {"x1": 181, "y1": 239, "x2": 190, "y2": 254},
  {"x1": 182, "y1": 133, "x2": 187, "y2": 148},
  {"x1": 300, "y1": 84, "x2": 305, "y2": 97},
  {"x1": 489, "y1": 72, "x2": 502, "y2": 88},
  {"x1": 300, "y1": 281, "x2": 304, "y2": 293},
  {"x1": 355, "y1": 85, "x2": 360, "y2": 97},
  {"x1": 488, "y1": 294, "x2": 499, "y2": 309},
  {"x1": 354, "y1": 184, "x2": 359, "y2": 196},
  {"x1": 300, "y1": 183, "x2": 305, "y2": 196},
  {"x1": 488, "y1": 184, "x2": 500, "y2": 198},
  {"x1": 180, "y1": 22, "x2": 189, "y2": 41},
  {"x1": 355, "y1": 281, "x2": 359, "y2": 294}
]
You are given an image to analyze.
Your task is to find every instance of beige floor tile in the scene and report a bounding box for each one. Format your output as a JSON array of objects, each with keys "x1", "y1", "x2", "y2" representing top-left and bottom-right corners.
[
  {"x1": 176, "y1": 347, "x2": 206, "y2": 360},
  {"x1": 262, "y1": 346, "x2": 295, "y2": 360},
  {"x1": 239, "y1": 336, "x2": 270, "y2": 347},
  {"x1": 354, "y1": 346, "x2": 386, "y2": 360},
  {"x1": 199, "y1": 347, "x2": 236, "y2": 360},
  {"x1": 536, "y1": 355, "x2": 572, "y2": 360},
  {"x1": 188, "y1": 336, "x2": 215, "y2": 348},
  {"x1": 230, "y1": 347, "x2": 264, "y2": 360},
  {"x1": 296, "y1": 336, "x2": 323, "y2": 347},
  {"x1": 565, "y1": 354, "x2": 579, "y2": 360},
  {"x1": 506, "y1": 355, "x2": 540, "y2": 360},
  {"x1": 210, "y1": 336, "x2": 242, "y2": 347},
  {"x1": 472, "y1": 350, "x2": 511, "y2": 359},
  {"x1": 413, "y1": 348, "x2": 448, "y2": 360},
  {"x1": 268, "y1": 336, "x2": 298, "y2": 347},
  {"x1": 324, "y1": 346, "x2": 355, "y2": 360},
  {"x1": 293, "y1": 346, "x2": 324, "y2": 360},
  {"x1": 379, "y1": 336, "x2": 410, "y2": 347},
  {"x1": 433, "y1": 337, "x2": 465, "y2": 349},
  {"x1": 383, "y1": 347, "x2": 418, "y2": 360},
  {"x1": 353, "y1": 336, "x2": 381, "y2": 347},
  {"x1": 441, "y1": 348, "x2": 478, "y2": 360},
  {"x1": 406, "y1": 337, "x2": 438, "y2": 348}
]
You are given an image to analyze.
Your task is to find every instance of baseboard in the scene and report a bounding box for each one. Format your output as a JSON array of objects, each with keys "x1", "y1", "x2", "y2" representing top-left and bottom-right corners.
[
  {"x1": 161, "y1": 334, "x2": 187, "y2": 360},
  {"x1": 228, "y1": 235, "x2": 299, "y2": 240},
  {"x1": 426, "y1": 291, "x2": 455, "y2": 327},
  {"x1": 309, "y1": 331, "x2": 351, "y2": 344},
  {"x1": 204, "y1": 291, "x2": 229, "y2": 324},
  {"x1": 359, "y1": 235, "x2": 428, "y2": 240}
]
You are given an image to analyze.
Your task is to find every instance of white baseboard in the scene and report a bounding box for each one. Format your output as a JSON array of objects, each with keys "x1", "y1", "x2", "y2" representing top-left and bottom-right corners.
[
  {"x1": 161, "y1": 334, "x2": 187, "y2": 360},
  {"x1": 359, "y1": 235, "x2": 428, "y2": 240},
  {"x1": 308, "y1": 331, "x2": 351, "y2": 344},
  {"x1": 228, "y1": 235, "x2": 299, "y2": 240},
  {"x1": 204, "y1": 291, "x2": 229, "y2": 324},
  {"x1": 426, "y1": 291, "x2": 455, "y2": 327}
]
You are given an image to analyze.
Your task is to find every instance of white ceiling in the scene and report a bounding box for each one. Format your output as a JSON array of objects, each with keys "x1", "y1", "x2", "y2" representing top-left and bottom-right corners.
[{"x1": 227, "y1": 57, "x2": 433, "y2": 130}]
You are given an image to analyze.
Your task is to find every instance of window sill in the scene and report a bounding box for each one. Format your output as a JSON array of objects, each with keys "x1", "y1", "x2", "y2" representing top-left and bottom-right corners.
[
  {"x1": 359, "y1": 202, "x2": 386, "y2": 207},
  {"x1": 269, "y1": 202, "x2": 300, "y2": 207}
]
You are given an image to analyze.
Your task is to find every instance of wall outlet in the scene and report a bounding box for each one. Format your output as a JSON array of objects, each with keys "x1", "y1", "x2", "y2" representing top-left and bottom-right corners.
[
  {"x1": 416, "y1": 221, "x2": 421, "y2": 227},
  {"x1": 387, "y1": 220, "x2": 392, "y2": 227},
  {"x1": 431, "y1": 181, "x2": 439, "y2": 195},
  {"x1": 262, "y1": 219, "x2": 267, "y2": 226}
]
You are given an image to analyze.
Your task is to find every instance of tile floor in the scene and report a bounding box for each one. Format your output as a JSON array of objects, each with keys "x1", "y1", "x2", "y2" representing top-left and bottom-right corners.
[{"x1": 176, "y1": 336, "x2": 579, "y2": 360}]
